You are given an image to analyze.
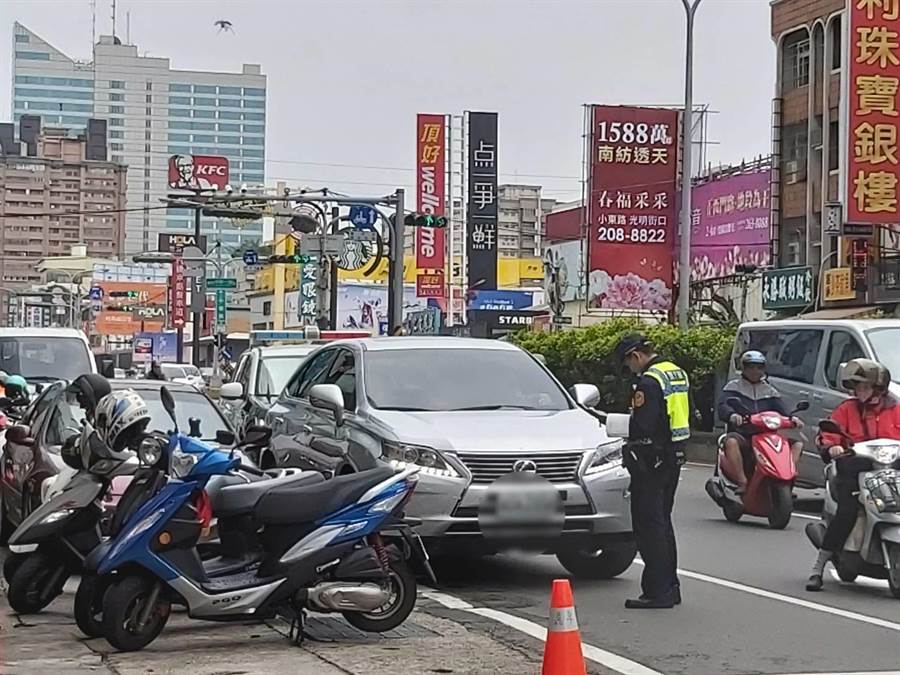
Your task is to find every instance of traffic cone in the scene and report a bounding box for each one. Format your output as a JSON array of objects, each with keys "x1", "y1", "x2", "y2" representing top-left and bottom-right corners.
[{"x1": 541, "y1": 579, "x2": 586, "y2": 675}]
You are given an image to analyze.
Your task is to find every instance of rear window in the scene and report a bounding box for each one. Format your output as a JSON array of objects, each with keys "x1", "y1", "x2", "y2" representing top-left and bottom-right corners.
[
  {"x1": 0, "y1": 336, "x2": 92, "y2": 382},
  {"x1": 737, "y1": 328, "x2": 824, "y2": 385}
]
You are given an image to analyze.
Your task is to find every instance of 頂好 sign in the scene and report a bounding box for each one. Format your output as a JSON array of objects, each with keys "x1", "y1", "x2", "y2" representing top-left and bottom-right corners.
[{"x1": 416, "y1": 114, "x2": 447, "y2": 273}]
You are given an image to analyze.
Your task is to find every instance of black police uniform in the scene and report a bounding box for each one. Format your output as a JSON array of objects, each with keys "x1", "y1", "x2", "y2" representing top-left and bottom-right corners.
[{"x1": 625, "y1": 356, "x2": 685, "y2": 605}]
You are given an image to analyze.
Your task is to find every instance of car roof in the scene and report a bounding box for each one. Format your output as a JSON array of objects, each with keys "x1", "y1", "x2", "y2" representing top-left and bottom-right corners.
[
  {"x1": 323, "y1": 337, "x2": 522, "y2": 352},
  {"x1": 255, "y1": 344, "x2": 318, "y2": 357},
  {"x1": 738, "y1": 319, "x2": 900, "y2": 332},
  {"x1": 0, "y1": 328, "x2": 88, "y2": 339}
]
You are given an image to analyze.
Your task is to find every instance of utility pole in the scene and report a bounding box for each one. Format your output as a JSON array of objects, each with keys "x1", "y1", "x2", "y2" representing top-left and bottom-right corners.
[
  {"x1": 212, "y1": 223, "x2": 223, "y2": 384},
  {"x1": 388, "y1": 189, "x2": 405, "y2": 331},
  {"x1": 329, "y1": 205, "x2": 340, "y2": 330},
  {"x1": 192, "y1": 205, "x2": 202, "y2": 365},
  {"x1": 677, "y1": 0, "x2": 703, "y2": 330},
  {"x1": 272, "y1": 181, "x2": 289, "y2": 331}
]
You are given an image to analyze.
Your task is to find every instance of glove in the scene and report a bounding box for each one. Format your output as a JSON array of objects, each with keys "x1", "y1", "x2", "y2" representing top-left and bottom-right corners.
[
  {"x1": 791, "y1": 416, "x2": 805, "y2": 429},
  {"x1": 729, "y1": 413, "x2": 743, "y2": 427}
]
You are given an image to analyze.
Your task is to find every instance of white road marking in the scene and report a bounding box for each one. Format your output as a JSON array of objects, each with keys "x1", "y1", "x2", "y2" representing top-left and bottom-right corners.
[
  {"x1": 422, "y1": 589, "x2": 663, "y2": 675},
  {"x1": 793, "y1": 512, "x2": 821, "y2": 520},
  {"x1": 633, "y1": 560, "x2": 900, "y2": 632},
  {"x1": 775, "y1": 671, "x2": 900, "y2": 675}
]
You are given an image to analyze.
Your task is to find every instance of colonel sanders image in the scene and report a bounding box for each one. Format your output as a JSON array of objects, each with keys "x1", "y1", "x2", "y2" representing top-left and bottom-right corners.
[{"x1": 171, "y1": 155, "x2": 216, "y2": 190}]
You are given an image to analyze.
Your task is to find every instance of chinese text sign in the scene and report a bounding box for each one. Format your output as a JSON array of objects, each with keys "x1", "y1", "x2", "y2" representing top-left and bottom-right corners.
[
  {"x1": 847, "y1": 1, "x2": 900, "y2": 225},
  {"x1": 467, "y1": 112, "x2": 499, "y2": 291},
  {"x1": 298, "y1": 258, "x2": 318, "y2": 326},
  {"x1": 587, "y1": 105, "x2": 679, "y2": 311},
  {"x1": 169, "y1": 258, "x2": 187, "y2": 329},
  {"x1": 691, "y1": 169, "x2": 772, "y2": 280},
  {"x1": 416, "y1": 114, "x2": 446, "y2": 274},
  {"x1": 761, "y1": 266, "x2": 813, "y2": 310}
]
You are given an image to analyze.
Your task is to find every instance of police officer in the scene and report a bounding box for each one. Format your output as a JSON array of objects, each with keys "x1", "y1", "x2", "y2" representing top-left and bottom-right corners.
[{"x1": 614, "y1": 333, "x2": 689, "y2": 609}]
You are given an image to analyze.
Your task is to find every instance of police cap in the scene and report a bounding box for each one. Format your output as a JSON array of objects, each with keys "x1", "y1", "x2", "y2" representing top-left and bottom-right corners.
[{"x1": 614, "y1": 333, "x2": 652, "y2": 363}]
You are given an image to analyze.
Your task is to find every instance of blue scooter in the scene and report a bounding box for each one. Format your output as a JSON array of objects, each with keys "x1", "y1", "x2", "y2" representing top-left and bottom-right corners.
[{"x1": 90, "y1": 385, "x2": 427, "y2": 652}]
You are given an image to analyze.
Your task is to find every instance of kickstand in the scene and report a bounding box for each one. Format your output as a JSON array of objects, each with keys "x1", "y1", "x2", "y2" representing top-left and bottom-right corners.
[{"x1": 288, "y1": 609, "x2": 307, "y2": 647}]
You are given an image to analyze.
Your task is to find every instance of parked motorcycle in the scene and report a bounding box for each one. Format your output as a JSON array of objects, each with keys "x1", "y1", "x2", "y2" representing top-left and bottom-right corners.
[
  {"x1": 705, "y1": 398, "x2": 808, "y2": 529},
  {"x1": 90, "y1": 384, "x2": 428, "y2": 652},
  {"x1": 805, "y1": 419, "x2": 900, "y2": 598}
]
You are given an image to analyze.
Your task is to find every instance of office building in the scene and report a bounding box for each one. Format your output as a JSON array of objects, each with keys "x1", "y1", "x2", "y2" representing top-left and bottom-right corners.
[
  {"x1": 12, "y1": 22, "x2": 267, "y2": 255},
  {"x1": 497, "y1": 184, "x2": 555, "y2": 259}
]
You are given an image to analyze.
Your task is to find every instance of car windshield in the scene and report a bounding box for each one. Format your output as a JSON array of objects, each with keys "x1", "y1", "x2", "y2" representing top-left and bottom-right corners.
[
  {"x1": 364, "y1": 348, "x2": 571, "y2": 412},
  {"x1": 103, "y1": 387, "x2": 230, "y2": 441},
  {"x1": 257, "y1": 355, "x2": 309, "y2": 397},
  {"x1": 0, "y1": 337, "x2": 92, "y2": 382},
  {"x1": 865, "y1": 328, "x2": 900, "y2": 383}
]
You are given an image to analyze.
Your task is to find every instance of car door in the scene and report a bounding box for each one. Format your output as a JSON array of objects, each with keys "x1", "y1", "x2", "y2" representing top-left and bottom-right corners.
[
  {"x1": 266, "y1": 348, "x2": 337, "y2": 471},
  {"x1": 309, "y1": 348, "x2": 359, "y2": 471}
]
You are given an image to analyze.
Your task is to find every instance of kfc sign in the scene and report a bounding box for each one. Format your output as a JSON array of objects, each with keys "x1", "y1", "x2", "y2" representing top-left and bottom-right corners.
[
  {"x1": 168, "y1": 154, "x2": 230, "y2": 191},
  {"x1": 416, "y1": 114, "x2": 446, "y2": 272}
]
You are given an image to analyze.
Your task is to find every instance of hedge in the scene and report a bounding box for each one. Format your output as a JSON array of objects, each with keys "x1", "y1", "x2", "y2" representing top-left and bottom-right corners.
[{"x1": 510, "y1": 318, "x2": 736, "y2": 430}]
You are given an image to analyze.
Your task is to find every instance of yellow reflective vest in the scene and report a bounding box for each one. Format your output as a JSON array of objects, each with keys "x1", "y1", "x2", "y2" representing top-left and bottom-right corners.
[{"x1": 644, "y1": 361, "x2": 691, "y2": 443}]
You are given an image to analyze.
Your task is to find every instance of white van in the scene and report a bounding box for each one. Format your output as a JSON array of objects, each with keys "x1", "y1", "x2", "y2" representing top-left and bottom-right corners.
[
  {"x1": 0, "y1": 328, "x2": 96, "y2": 392},
  {"x1": 730, "y1": 319, "x2": 900, "y2": 487}
]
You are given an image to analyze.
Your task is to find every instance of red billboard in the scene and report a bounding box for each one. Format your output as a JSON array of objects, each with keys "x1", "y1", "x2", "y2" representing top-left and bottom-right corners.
[
  {"x1": 416, "y1": 271, "x2": 445, "y2": 298},
  {"x1": 587, "y1": 105, "x2": 679, "y2": 311},
  {"x1": 846, "y1": 2, "x2": 900, "y2": 226},
  {"x1": 169, "y1": 257, "x2": 187, "y2": 328},
  {"x1": 168, "y1": 154, "x2": 230, "y2": 191},
  {"x1": 415, "y1": 114, "x2": 446, "y2": 275}
]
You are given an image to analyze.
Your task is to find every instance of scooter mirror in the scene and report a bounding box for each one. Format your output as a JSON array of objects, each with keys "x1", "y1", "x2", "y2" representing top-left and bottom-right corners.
[{"x1": 818, "y1": 419, "x2": 842, "y2": 435}]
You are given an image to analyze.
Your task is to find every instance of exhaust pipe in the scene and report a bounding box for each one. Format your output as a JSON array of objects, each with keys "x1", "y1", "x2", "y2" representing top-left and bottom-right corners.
[{"x1": 306, "y1": 581, "x2": 389, "y2": 612}]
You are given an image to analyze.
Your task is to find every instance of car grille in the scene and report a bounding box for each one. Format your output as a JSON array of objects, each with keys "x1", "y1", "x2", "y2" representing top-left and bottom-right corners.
[{"x1": 455, "y1": 451, "x2": 584, "y2": 484}]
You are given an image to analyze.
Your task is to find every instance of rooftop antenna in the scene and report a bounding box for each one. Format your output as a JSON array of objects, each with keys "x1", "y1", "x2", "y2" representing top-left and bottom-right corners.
[
  {"x1": 126, "y1": 10, "x2": 130, "y2": 44},
  {"x1": 111, "y1": 0, "x2": 117, "y2": 39},
  {"x1": 91, "y1": 0, "x2": 96, "y2": 46}
]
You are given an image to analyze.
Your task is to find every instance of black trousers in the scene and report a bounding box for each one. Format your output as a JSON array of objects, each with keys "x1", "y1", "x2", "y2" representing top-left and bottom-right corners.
[
  {"x1": 822, "y1": 456, "x2": 871, "y2": 552},
  {"x1": 630, "y1": 463, "x2": 681, "y2": 598}
]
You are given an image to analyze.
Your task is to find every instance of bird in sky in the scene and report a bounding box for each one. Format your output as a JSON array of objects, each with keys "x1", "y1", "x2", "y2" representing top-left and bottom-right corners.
[{"x1": 214, "y1": 20, "x2": 234, "y2": 34}]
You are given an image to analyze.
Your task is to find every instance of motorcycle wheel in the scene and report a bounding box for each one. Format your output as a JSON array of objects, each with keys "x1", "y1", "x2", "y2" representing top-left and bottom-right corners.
[
  {"x1": 102, "y1": 575, "x2": 171, "y2": 651},
  {"x1": 886, "y1": 543, "x2": 900, "y2": 599},
  {"x1": 343, "y1": 559, "x2": 416, "y2": 633},
  {"x1": 723, "y1": 502, "x2": 743, "y2": 523},
  {"x1": 7, "y1": 552, "x2": 68, "y2": 614},
  {"x1": 3, "y1": 551, "x2": 26, "y2": 584},
  {"x1": 767, "y1": 483, "x2": 793, "y2": 530},
  {"x1": 74, "y1": 574, "x2": 109, "y2": 638},
  {"x1": 555, "y1": 540, "x2": 637, "y2": 579}
]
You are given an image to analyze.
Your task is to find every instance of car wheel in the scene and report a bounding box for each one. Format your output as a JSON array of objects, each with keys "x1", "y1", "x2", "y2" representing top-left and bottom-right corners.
[{"x1": 556, "y1": 540, "x2": 637, "y2": 579}]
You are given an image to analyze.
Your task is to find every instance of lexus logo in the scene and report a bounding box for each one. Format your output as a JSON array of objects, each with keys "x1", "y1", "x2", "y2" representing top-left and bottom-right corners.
[{"x1": 512, "y1": 459, "x2": 537, "y2": 473}]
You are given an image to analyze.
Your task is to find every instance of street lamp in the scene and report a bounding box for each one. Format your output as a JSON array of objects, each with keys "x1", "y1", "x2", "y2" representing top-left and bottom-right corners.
[{"x1": 677, "y1": 0, "x2": 703, "y2": 330}]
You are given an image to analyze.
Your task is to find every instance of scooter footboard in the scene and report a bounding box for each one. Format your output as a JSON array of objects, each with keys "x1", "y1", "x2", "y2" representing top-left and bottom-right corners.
[{"x1": 879, "y1": 524, "x2": 900, "y2": 545}]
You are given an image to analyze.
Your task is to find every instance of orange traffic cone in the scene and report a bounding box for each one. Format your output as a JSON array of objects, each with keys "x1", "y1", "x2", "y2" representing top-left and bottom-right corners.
[{"x1": 541, "y1": 579, "x2": 586, "y2": 675}]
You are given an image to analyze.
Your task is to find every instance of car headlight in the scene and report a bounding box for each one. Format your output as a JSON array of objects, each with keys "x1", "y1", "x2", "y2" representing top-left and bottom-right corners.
[
  {"x1": 584, "y1": 440, "x2": 624, "y2": 475},
  {"x1": 761, "y1": 414, "x2": 781, "y2": 430},
  {"x1": 871, "y1": 443, "x2": 900, "y2": 465},
  {"x1": 382, "y1": 441, "x2": 459, "y2": 478},
  {"x1": 170, "y1": 448, "x2": 198, "y2": 478}
]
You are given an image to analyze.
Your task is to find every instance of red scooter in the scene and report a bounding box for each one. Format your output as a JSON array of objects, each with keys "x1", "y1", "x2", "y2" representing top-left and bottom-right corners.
[{"x1": 705, "y1": 398, "x2": 808, "y2": 529}]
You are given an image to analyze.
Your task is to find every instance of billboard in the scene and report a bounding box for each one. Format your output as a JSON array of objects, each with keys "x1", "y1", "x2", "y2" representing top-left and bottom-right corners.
[
  {"x1": 690, "y1": 169, "x2": 771, "y2": 280},
  {"x1": 168, "y1": 154, "x2": 229, "y2": 191},
  {"x1": 133, "y1": 332, "x2": 179, "y2": 363},
  {"x1": 416, "y1": 272, "x2": 445, "y2": 298},
  {"x1": 468, "y1": 290, "x2": 535, "y2": 311},
  {"x1": 587, "y1": 105, "x2": 679, "y2": 311},
  {"x1": 158, "y1": 233, "x2": 208, "y2": 254},
  {"x1": 467, "y1": 112, "x2": 499, "y2": 291},
  {"x1": 846, "y1": 3, "x2": 900, "y2": 226},
  {"x1": 543, "y1": 240, "x2": 584, "y2": 304},
  {"x1": 169, "y1": 258, "x2": 187, "y2": 329},
  {"x1": 416, "y1": 114, "x2": 446, "y2": 273},
  {"x1": 337, "y1": 283, "x2": 429, "y2": 333},
  {"x1": 93, "y1": 282, "x2": 167, "y2": 336}
]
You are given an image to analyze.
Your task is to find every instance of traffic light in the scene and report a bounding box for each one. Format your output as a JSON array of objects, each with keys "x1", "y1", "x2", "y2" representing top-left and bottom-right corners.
[
  {"x1": 404, "y1": 213, "x2": 448, "y2": 229},
  {"x1": 108, "y1": 290, "x2": 139, "y2": 298},
  {"x1": 267, "y1": 254, "x2": 312, "y2": 265}
]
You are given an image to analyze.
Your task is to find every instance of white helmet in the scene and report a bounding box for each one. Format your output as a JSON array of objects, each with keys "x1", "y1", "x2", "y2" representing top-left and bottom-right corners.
[{"x1": 94, "y1": 390, "x2": 152, "y2": 452}]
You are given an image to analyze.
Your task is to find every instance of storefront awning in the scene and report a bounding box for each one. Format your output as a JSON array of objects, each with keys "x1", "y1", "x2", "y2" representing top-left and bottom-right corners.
[{"x1": 799, "y1": 306, "x2": 880, "y2": 320}]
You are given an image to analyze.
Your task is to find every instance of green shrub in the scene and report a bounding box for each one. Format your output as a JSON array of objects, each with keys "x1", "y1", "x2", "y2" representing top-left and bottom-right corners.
[{"x1": 510, "y1": 318, "x2": 735, "y2": 430}]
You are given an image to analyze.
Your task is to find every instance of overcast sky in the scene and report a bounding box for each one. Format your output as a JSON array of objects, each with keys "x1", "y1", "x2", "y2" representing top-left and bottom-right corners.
[{"x1": 1, "y1": 0, "x2": 775, "y2": 202}]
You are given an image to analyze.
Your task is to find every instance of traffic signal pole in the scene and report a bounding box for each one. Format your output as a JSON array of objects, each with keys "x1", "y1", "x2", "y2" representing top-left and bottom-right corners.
[
  {"x1": 388, "y1": 189, "x2": 405, "y2": 331},
  {"x1": 192, "y1": 206, "x2": 202, "y2": 366}
]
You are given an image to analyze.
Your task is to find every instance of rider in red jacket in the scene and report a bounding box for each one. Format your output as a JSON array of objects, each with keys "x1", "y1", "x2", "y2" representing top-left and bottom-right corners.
[{"x1": 806, "y1": 358, "x2": 900, "y2": 591}]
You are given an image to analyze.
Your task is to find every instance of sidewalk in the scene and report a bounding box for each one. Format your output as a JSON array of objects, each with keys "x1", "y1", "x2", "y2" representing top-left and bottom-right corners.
[{"x1": 0, "y1": 580, "x2": 543, "y2": 675}]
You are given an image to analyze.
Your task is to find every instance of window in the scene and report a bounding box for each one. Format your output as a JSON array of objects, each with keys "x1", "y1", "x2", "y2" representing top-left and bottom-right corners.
[
  {"x1": 146, "y1": 119, "x2": 152, "y2": 128},
  {"x1": 194, "y1": 109, "x2": 215, "y2": 119},
  {"x1": 146, "y1": 81, "x2": 153, "y2": 91},
  {"x1": 219, "y1": 86, "x2": 241, "y2": 96},
  {"x1": 146, "y1": 93, "x2": 152, "y2": 103},
  {"x1": 244, "y1": 87, "x2": 265, "y2": 97},
  {"x1": 192, "y1": 134, "x2": 215, "y2": 143},
  {"x1": 829, "y1": 121, "x2": 839, "y2": 171},
  {"x1": 824, "y1": 331, "x2": 865, "y2": 389},
  {"x1": 17, "y1": 75, "x2": 92, "y2": 88},
  {"x1": 15, "y1": 87, "x2": 93, "y2": 100},
  {"x1": 169, "y1": 133, "x2": 190, "y2": 142},
  {"x1": 324, "y1": 349, "x2": 357, "y2": 410},
  {"x1": 218, "y1": 123, "x2": 241, "y2": 133},
  {"x1": 146, "y1": 107, "x2": 152, "y2": 116},
  {"x1": 168, "y1": 145, "x2": 190, "y2": 154},
  {"x1": 242, "y1": 161, "x2": 264, "y2": 172},
  {"x1": 286, "y1": 350, "x2": 336, "y2": 399},
  {"x1": 256, "y1": 354, "x2": 311, "y2": 397},
  {"x1": 243, "y1": 112, "x2": 265, "y2": 121},
  {"x1": 110, "y1": 142, "x2": 123, "y2": 151},
  {"x1": 241, "y1": 135, "x2": 264, "y2": 147},
  {"x1": 262, "y1": 300, "x2": 272, "y2": 316},
  {"x1": 242, "y1": 98, "x2": 265, "y2": 109},
  {"x1": 193, "y1": 96, "x2": 216, "y2": 107},
  {"x1": 169, "y1": 83, "x2": 191, "y2": 93},
  {"x1": 109, "y1": 118, "x2": 123, "y2": 127},
  {"x1": 218, "y1": 110, "x2": 241, "y2": 120},
  {"x1": 169, "y1": 108, "x2": 191, "y2": 118},
  {"x1": 16, "y1": 51, "x2": 50, "y2": 60},
  {"x1": 785, "y1": 36, "x2": 810, "y2": 89},
  {"x1": 742, "y1": 329, "x2": 824, "y2": 385},
  {"x1": 194, "y1": 121, "x2": 216, "y2": 131},
  {"x1": 109, "y1": 93, "x2": 124, "y2": 102},
  {"x1": 194, "y1": 84, "x2": 217, "y2": 94},
  {"x1": 109, "y1": 80, "x2": 125, "y2": 89},
  {"x1": 218, "y1": 98, "x2": 241, "y2": 108},
  {"x1": 45, "y1": 398, "x2": 83, "y2": 448},
  {"x1": 243, "y1": 124, "x2": 264, "y2": 134},
  {"x1": 109, "y1": 105, "x2": 124, "y2": 114},
  {"x1": 15, "y1": 34, "x2": 29, "y2": 43},
  {"x1": 241, "y1": 147, "x2": 264, "y2": 158},
  {"x1": 783, "y1": 123, "x2": 808, "y2": 164},
  {"x1": 109, "y1": 130, "x2": 123, "y2": 138},
  {"x1": 0, "y1": 337, "x2": 93, "y2": 381},
  {"x1": 145, "y1": 130, "x2": 152, "y2": 141},
  {"x1": 170, "y1": 96, "x2": 190, "y2": 105},
  {"x1": 831, "y1": 17, "x2": 842, "y2": 70}
]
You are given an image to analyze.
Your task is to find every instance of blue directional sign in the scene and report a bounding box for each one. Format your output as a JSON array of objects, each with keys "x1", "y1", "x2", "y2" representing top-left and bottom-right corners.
[
  {"x1": 349, "y1": 205, "x2": 377, "y2": 229},
  {"x1": 88, "y1": 286, "x2": 103, "y2": 301},
  {"x1": 242, "y1": 250, "x2": 259, "y2": 265}
]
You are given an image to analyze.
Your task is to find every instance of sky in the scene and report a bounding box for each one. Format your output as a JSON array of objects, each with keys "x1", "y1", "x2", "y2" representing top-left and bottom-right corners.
[{"x1": 0, "y1": 0, "x2": 776, "y2": 202}]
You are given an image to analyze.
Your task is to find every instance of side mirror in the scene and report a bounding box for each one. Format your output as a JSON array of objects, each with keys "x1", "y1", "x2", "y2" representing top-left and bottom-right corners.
[
  {"x1": 604, "y1": 412, "x2": 631, "y2": 438},
  {"x1": 570, "y1": 383, "x2": 601, "y2": 408},
  {"x1": 160, "y1": 386, "x2": 176, "y2": 416},
  {"x1": 795, "y1": 400, "x2": 810, "y2": 412},
  {"x1": 219, "y1": 382, "x2": 244, "y2": 400},
  {"x1": 308, "y1": 383, "x2": 345, "y2": 427},
  {"x1": 215, "y1": 429, "x2": 236, "y2": 446},
  {"x1": 6, "y1": 424, "x2": 35, "y2": 446},
  {"x1": 241, "y1": 424, "x2": 272, "y2": 447},
  {"x1": 819, "y1": 419, "x2": 843, "y2": 435}
]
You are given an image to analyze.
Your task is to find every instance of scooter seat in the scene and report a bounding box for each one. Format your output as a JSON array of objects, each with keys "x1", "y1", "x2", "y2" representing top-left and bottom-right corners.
[
  {"x1": 254, "y1": 466, "x2": 396, "y2": 525},
  {"x1": 210, "y1": 470, "x2": 325, "y2": 518}
]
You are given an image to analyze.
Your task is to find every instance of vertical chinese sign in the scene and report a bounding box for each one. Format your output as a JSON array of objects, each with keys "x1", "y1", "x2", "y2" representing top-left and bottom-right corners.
[
  {"x1": 587, "y1": 105, "x2": 679, "y2": 311},
  {"x1": 298, "y1": 258, "x2": 318, "y2": 326},
  {"x1": 467, "y1": 112, "x2": 499, "y2": 291},
  {"x1": 847, "y1": 0, "x2": 900, "y2": 226},
  {"x1": 169, "y1": 257, "x2": 187, "y2": 329},
  {"x1": 416, "y1": 114, "x2": 446, "y2": 298}
]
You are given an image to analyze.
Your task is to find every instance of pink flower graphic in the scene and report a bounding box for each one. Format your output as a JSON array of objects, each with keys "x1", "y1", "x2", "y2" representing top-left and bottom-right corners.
[{"x1": 603, "y1": 272, "x2": 672, "y2": 310}]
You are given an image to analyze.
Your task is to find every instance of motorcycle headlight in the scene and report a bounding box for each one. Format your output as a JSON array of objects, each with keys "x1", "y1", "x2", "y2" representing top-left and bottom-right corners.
[
  {"x1": 139, "y1": 437, "x2": 163, "y2": 466},
  {"x1": 871, "y1": 443, "x2": 900, "y2": 465},
  {"x1": 584, "y1": 440, "x2": 624, "y2": 475},
  {"x1": 170, "y1": 448, "x2": 198, "y2": 478},
  {"x1": 40, "y1": 508, "x2": 75, "y2": 525},
  {"x1": 382, "y1": 442, "x2": 459, "y2": 478},
  {"x1": 761, "y1": 414, "x2": 781, "y2": 430}
]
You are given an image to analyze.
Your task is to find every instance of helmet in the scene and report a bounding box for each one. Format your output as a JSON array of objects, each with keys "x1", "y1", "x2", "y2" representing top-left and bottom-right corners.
[
  {"x1": 5, "y1": 375, "x2": 27, "y2": 397},
  {"x1": 94, "y1": 390, "x2": 151, "y2": 452},
  {"x1": 67, "y1": 374, "x2": 112, "y2": 421},
  {"x1": 740, "y1": 350, "x2": 767, "y2": 367},
  {"x1": 0, "y1": 371, "x2": 8, "y2": 385},
  {"x1": 839, "y1": 358, "x2": 891, "y2": 392}
]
